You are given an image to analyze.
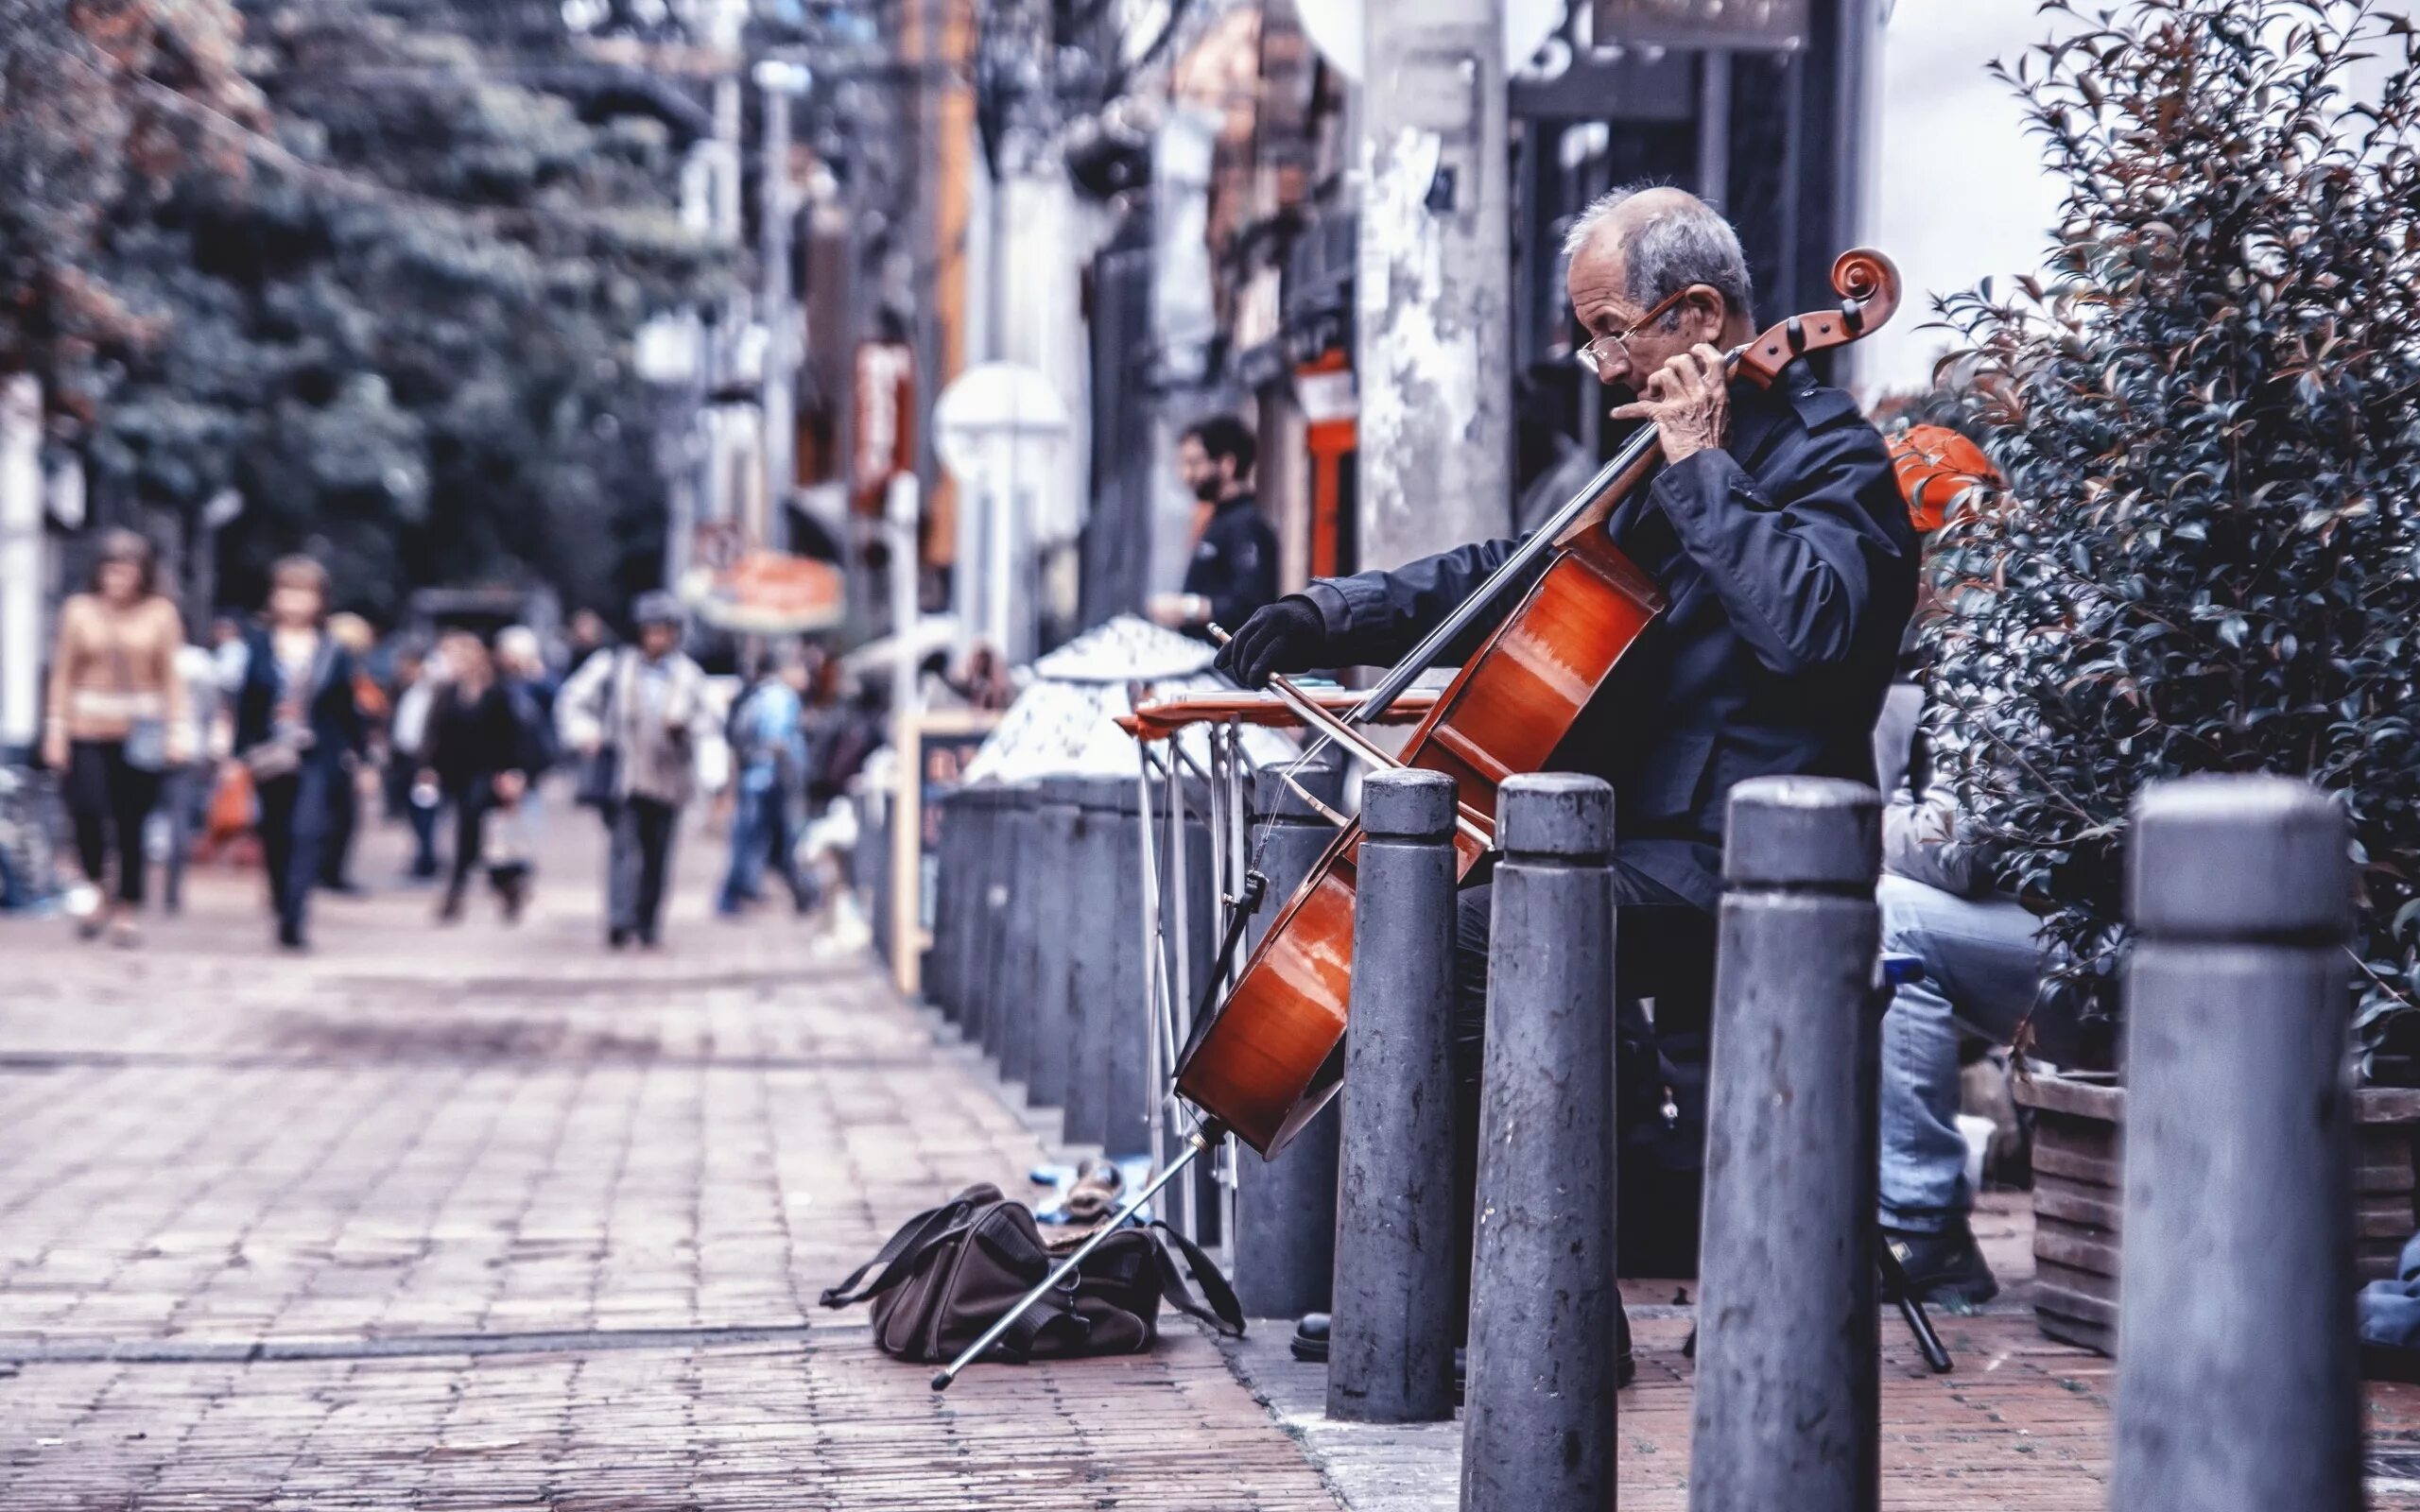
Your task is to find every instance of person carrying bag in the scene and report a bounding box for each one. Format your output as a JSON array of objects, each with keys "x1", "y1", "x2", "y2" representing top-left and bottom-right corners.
[{"x1": 818, "y1": 1184, "x2": 1243, "y2": 1366}]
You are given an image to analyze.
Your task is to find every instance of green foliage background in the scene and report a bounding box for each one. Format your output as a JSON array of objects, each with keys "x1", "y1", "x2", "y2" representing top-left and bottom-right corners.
[
  {"x1": 1926, "y1": 0, "x2": 2420, "y2": 1067},
  {"x1": 8, "y1": 0, "x2": 724, "y2": 621}
]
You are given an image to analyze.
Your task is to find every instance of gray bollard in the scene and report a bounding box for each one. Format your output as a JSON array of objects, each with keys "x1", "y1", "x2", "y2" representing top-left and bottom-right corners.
[
  {"x1": 996, "y1": 783, "x2": 1043, "y2": 1092},
  {"x1": 1100, "y1": 779, "x2": 1153, "y2": 1159},
  {"x1": 2113, "y1": 777, "x2": 2358, "y2": 1512},
  {"x1": 953, "y1": 788, "x2": 983, "y2": 1023},
  {"x1": 1063, "y1": 777, "x2": 1125, "y2": 1148},
  {"x1": 955, "y1": 787, "x2": 995, "y2": 1036},
  {"x1": 862, "y1": 783, "x2": 893, "y2": 963},
  {"x1": 975, "y1": 784, "x2": 1016, "y2": 1053},
  {"x1": 1460, "y1": 774, "x2": 1620, "y2": 1503},
  {"x1": 1235, "y1": 756, "x2": 1346, "y2": 1319},
  {"x1": 983, "y1": 785, "x2": 1022, "y2": 1065},
  {"x1": 1690, "y1": 776, "x2": 1881, "y2": 1512},
  {"x1": 1025, "y1": 777, "x2": 1086, "y2": 1114},
  {"x1": 956, "y1": 786, "x2": 994, "y2": 1048},
  {"x1": 1331, "y1": 768, "x2": 1461, "y2": 1423},
  {"x1": 929, "y1": 789, "x2": 963, "y2": 1022}
]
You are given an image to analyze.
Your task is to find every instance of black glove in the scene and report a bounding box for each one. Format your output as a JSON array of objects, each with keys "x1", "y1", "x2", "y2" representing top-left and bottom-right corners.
[{"x1": 1214, "y1": 596, "x2": 1327, "y2": 689}]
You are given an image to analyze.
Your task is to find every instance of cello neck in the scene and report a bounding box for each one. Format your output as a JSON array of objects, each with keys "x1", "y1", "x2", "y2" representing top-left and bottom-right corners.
[
  {"x1": 1340, "y1": 246, "x2": 1902, "y2": 728},
  {"x1": 1346, "y1": 404, "x2": 1669, "y2": 726}
]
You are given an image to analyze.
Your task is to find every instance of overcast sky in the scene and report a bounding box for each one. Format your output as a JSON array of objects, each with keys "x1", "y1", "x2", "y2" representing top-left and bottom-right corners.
[{"x1": 1862, "y1": 0, "x2": 2070, "y2": 397}]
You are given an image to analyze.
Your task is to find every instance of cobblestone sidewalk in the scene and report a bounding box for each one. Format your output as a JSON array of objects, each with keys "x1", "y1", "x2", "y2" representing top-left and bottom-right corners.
[{"x1": 0, "y1": 811, "x2": 1337, "y2": 1510}]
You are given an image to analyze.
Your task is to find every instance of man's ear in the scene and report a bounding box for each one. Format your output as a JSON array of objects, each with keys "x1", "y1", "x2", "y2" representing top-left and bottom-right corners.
[{"x1": 1681, "y1": 284, "x2": 1726, "y2": 342}]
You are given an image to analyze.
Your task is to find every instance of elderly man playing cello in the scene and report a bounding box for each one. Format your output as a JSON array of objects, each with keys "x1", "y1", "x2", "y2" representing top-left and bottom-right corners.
[{"x1": 1217, "y1": 186, "x2": 1918, "y2": 1346}]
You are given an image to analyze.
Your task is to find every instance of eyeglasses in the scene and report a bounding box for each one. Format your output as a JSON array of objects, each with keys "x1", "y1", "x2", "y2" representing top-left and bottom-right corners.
[{"x1": 1573, "y1": 285, "x2": 1692, "y2": 380}]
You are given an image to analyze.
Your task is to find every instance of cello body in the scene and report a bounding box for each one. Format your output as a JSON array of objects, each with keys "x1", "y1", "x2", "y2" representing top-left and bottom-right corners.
[
  {"x1": 1174, "y1": 525, "x2": 1664, "y2": 1156},
  {"x1": 1173, "y1": 249, "x2": 1903, "y2": 1159}
]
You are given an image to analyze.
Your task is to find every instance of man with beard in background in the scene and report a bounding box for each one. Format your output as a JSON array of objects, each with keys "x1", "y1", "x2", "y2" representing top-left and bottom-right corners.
[{"x1": 1149, "y1": 414, "x2": 1279, "y2": 639}]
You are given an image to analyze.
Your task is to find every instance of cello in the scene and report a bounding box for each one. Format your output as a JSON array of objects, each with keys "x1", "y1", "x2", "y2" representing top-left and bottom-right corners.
[{"x1": 930, "y1": 248, "x2": 1901, "y2": 1388}]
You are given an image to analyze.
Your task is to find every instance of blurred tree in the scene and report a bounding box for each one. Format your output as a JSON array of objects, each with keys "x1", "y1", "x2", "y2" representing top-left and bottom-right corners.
[
  {"x1": 60, "y1": 0, "x2": 724, "y2": 619},
  {"x1": 0, "y1": 0, "x2": 263, "y2": 416}
]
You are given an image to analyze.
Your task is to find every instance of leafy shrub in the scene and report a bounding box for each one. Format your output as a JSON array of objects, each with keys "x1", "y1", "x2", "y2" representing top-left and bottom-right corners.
[{"x1": 1923, "y1": 0, "x2": 2420, "y2": 1070}]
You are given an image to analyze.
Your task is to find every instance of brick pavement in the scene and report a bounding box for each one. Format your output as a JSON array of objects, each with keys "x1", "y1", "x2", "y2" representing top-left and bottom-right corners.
[
  {"x1": 0, "y1": 807, "x2": 1339, "y2": 1509},
  {"x1": 15, "y1": 802, "x2": 2420, "y2": 1510}
]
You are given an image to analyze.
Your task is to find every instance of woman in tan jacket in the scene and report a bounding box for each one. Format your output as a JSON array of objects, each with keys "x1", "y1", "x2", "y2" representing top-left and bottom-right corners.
[{"x1": 42, "y1": 530, "x2": 192, "y2": 944}]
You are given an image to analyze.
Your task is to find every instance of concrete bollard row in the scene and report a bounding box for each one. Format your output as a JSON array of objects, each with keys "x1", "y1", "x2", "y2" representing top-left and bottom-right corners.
[
  {"x1": 991, "y1": 783, "x2": 1041, "y2": 1091},
  {"x1": 1059, "y1": 776, "x2": 1150, "y2": 1155},
  {"x1": 1332, "y1": 768, "x2": 1462, "y2": 1425},
  {"x1": 1025, "y1": 777, "x2": 1086, "y2": 1115},
  {"x1": 1460, "y1": 774, "x2": 1621, "y2": 1509},
  {"x1": 960, "y1": 785, "x2": 1001, "y2": 1050},
  {"x1": 927, "y1": 788, "x2": 964, "y2": 1023}
]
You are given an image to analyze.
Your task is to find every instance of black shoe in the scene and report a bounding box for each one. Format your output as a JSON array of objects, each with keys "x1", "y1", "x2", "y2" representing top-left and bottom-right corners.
[
  {"x1": 436, "y1": 885, "x2": 465, "y2": 924},
  {"x1": 1882, "y1": 1219, "x2": 2001, "y2": 1307},
  {"x1": 1290, "y1": 1313, "x2": 1329, "y2": 1363},
  {"x1": 276, "y1": 920, "x2": 308, "y2": 952},
  {"x1": 608, "y1": 926, "x2": 631, "y2": 949},
  {"x1": 1288, "y1": 1310, "x2": 1636, "y2": 1390}
]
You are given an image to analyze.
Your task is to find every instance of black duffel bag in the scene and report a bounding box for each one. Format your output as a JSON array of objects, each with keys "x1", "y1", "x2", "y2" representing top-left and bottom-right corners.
[{"x1": 818, "y1": 1183, "x2": 1243, "y2": 1364}]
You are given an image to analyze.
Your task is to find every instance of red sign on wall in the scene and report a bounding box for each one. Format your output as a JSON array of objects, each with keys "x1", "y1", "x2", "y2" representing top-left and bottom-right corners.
[{"x1": 852, "y1": 341, "x2": 916, "y2": 516}]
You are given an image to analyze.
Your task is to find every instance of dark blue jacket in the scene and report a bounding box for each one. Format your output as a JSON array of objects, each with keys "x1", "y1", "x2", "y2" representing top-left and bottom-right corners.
[
  {"x1": 1299, "y1": 360, "x2": 1915, "y2": 913},
  {"x1": 233, "y1": 627, "x2": 364, "y2": 777},
  {"x1": 1182, "y1": 493, "x2": 1280, "y2": 635}
]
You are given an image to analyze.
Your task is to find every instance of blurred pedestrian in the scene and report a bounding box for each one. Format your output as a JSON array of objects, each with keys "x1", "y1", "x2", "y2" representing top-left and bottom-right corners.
[
  {"x1": 161, "y1": 634, "x2": 224, "y2": 915},
  {"x1": 954, "y1": 643, "x2": 1013, "y2": 713},
  {"x1": 557, "y1": 592, "x2": 716, "y2": 949},
  {"x1": 422, "y1": 632, "x2": 543, "y2": 924},
  {"x1": 316, "y1": 611, "x2": 382, "y2": 895},
  {"x1": 387, "y1": 644, "x2": 443, "y2": 880},
  {"x1": 209, "y1": 610, "x2": 249, "y2": 697},
  {"x1": 564, "y1": 609, "x2": 613, "y2": 675},
  {"x1": 43, "y1": 528, "x2": 191, "y2": 945},
  {"x1": 232, "y1": 556, "x2": 362, "y2": 952},
  {"x1": 494, "y1": 626, "x2": 561, "y2": 776},
  {"x1": 717, "y1": 644, "x2": 813, "y2": 917}
]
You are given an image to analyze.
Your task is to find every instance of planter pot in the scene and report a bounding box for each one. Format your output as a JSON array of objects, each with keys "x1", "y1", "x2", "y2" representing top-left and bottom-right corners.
[{"x1": 2014, "y1": 1069, "x2": 2420, "y2": 1355}]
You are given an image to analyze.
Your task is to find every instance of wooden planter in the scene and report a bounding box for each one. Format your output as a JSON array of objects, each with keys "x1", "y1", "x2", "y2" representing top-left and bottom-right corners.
[{"x1": 2014, "y1": 1070, "x2": 2420, "y2": 1355}]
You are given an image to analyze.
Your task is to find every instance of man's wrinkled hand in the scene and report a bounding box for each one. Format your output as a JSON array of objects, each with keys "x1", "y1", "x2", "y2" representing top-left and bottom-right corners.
[
  {"x1": 1214, "y1": 598, "x2": 1327, "y2": 689},
  {"x1": 1608, "y1": 342, "x2": 1731, "y2": 464}
]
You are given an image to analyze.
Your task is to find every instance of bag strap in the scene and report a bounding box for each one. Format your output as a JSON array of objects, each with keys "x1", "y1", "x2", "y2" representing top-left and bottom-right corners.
[
  {"x1": 1150, "y1": 1222, "x2": 1245, "y2": 1337},
  {"x1": 992, "y1": 1291, "x2": 1091, "y2": 1362},
  {"x1": 817, "y1": 1196, "x2": 980, "y2": 1308}
]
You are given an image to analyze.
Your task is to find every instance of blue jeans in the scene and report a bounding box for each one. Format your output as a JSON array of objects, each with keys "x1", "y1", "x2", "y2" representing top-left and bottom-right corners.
[
  {"x1": 1876, "y1": 874, "x2": 2044, "y2": 1235},
  {"x1": 718, "y1": 784, "x2": 806, "y2": 914}
]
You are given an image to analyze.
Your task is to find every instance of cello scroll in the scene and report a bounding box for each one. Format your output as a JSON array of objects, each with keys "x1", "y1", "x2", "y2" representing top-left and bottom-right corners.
[{"x1": 1736, "y1": 248, "x2": 1902, "y2": 389}]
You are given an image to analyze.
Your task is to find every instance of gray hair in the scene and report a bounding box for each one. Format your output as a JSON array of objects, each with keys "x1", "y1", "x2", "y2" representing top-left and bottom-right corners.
[{"x1": 1562, "y1": 183, "x2": 1754, "y2": 329}]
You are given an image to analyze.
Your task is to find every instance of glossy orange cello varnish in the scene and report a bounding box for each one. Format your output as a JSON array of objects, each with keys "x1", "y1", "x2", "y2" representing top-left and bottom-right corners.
[
  {"x1": 1175, "y1": 249, "x2": 1904, "y2": 1159},
  {"x1": 1175, "y1": 530, "x2": 1665, "y2": 1156}
]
